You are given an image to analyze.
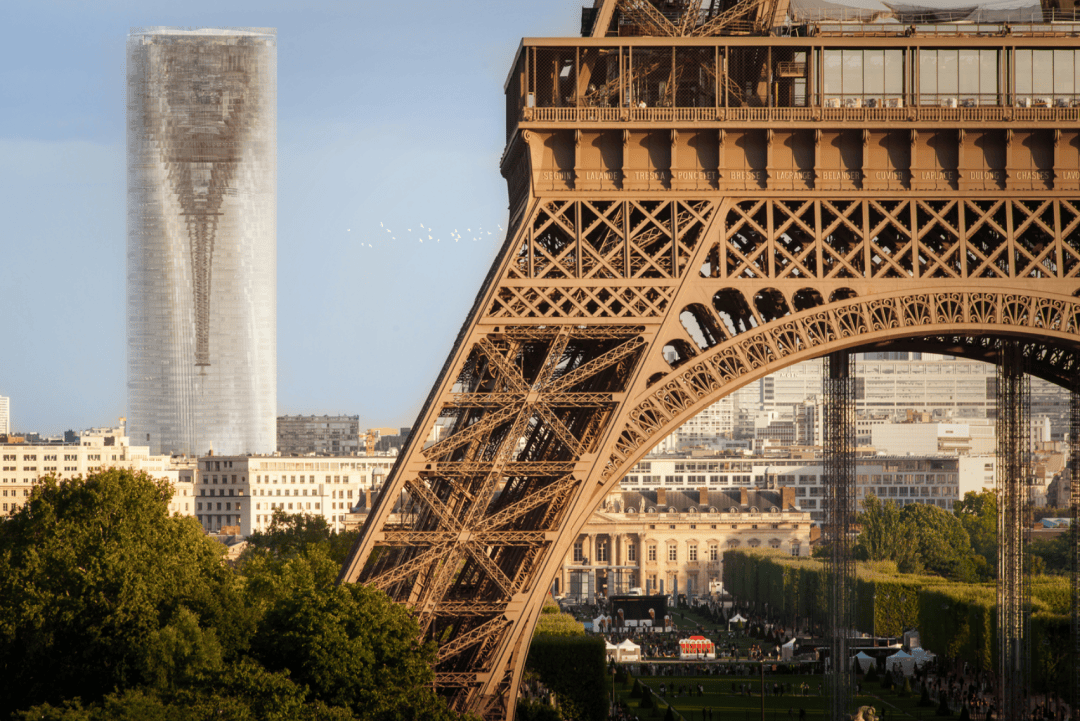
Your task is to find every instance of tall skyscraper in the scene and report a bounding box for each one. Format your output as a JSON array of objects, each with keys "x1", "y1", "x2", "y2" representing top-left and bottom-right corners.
[
  {"x1": 127, "y1": 28, "x2": 277, "y2": 456},
  {"x1": 0, "y1": 396, "x2": 9, "y2": 435}
]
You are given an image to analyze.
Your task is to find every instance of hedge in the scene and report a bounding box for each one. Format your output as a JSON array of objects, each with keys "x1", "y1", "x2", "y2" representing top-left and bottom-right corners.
[
  {"x1": 525, "y1": 634, "x2": 608, "y2": 721},
  {"x1": 722, "y1": 548, "x2": 1070, "y2": 687}
]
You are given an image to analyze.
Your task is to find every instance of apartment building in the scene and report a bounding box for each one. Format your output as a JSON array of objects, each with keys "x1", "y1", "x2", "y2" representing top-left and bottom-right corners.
[
  {"x1": 0, "y1": 426, "x2": 195, "y2": 517},
  {"x1": 193, "y1": 454, "x2": 396, "y2": 535}
]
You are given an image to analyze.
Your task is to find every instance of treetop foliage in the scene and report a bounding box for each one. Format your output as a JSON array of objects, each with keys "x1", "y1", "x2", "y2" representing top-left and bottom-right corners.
[{"x1": 0, "y1": 469, "x2": 472, "y2": 721}]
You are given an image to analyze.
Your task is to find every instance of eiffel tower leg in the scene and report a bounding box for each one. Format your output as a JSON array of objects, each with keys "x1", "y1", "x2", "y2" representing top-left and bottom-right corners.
[
  {"x1": 1071, "y1": 385, "x2": 1080, "y2": 721},
  {"x1": 997, "y1": 340, "x2": 1031, "y2": 721},
  {"x1": 824, "y1": 352, "x2": 856, "y2": 720}
]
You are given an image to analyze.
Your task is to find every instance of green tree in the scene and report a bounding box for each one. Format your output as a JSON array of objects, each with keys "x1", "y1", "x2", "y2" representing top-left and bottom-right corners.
[
  {"x1": 0, "y1": 470, "x2": 250, "y2": 716},
  {"x1": 1027, "y1": 533, "x2": 1070, "y2": 574},
  {"x1": 245, "y1": 508, "x2": 359, "y2": 565},
  {"x1": 899, "y1": 502, "x2": 977, "y2": 581},
  {"x1": 243, "y1": 546, "x2": 463, "y2": 721},
  {"x1": 954, "y1": 490, "x2": 996, "y2": 578},
  {"x1": 854, "y1": 494, "x2": 918, "y2": 571}
]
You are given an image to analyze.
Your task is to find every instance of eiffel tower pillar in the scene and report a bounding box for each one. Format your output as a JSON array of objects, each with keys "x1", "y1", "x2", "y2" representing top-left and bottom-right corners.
[
  {"x1": 997, "y1": 340, "x2": 1032, "y2": 721},
  {"x1": 1071, "y1": 385, "x2": 1080, "y2": 721},
  {"x1": 823, "y1": 352, "x2": 856, "y2": 720}
]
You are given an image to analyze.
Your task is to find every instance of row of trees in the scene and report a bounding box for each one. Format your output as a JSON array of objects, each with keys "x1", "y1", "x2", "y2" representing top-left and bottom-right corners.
[
  {"x1": 723, "y1": 548, "x2": 1072, "y2": 691},
  {"x1": 854, "y1": 490, "x2": 1073, "y2": 581},
  {"x1": 0, "y1": 469, "x2": 474, "y2": 721}
]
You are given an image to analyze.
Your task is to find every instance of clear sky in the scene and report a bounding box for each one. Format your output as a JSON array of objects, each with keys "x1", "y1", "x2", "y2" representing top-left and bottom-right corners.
[{"x1": 0, "y1": 0, "x2": 583, "y2": 435}]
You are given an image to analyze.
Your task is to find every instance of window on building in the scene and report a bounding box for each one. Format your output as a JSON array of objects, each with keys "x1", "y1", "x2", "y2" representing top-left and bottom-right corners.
[
  {"x1": 573, "y1": 541, "x2": 584, "y2": 563},
  {"x1": 709, "y1": 544, "x2": 718, "y2": 561},
  {"x1": 597, "y1": 541, "x2": 608, "y2": 563},
  {"x1": 688, "y1": 544, "x2": 698, "y2": 561},
  {"x1": 627, "y1": 543, "x2": 636, "y2": 562},
  {"x1": 648, "y1": 544, "x2": 657, "y2": 561},
  {"x1": 668, "y1": 544, "x2": 677, "y2": 562}
]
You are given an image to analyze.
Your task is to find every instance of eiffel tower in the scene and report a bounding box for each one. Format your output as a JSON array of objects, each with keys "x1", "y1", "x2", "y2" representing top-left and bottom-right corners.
[{"x1": 341, "y1": 1, "x2": 1080, "y2": 718}]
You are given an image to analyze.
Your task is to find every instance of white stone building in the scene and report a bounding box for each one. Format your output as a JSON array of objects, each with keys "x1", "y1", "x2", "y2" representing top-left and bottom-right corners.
[
  {"x1": 193, "y1": 454, "x2": 396, "y2": 536},
  {"x1": 0, "y1": 426, "x2": 196, "y2": 518},
  {"x1": 556, "y1": 486, "x2": 812, "y2": 602}
]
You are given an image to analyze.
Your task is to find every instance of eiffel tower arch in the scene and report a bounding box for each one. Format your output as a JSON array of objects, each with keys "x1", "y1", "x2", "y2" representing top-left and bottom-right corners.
[{"x1": 341, "y1": 1, "x2": 1080, "y2": 718}]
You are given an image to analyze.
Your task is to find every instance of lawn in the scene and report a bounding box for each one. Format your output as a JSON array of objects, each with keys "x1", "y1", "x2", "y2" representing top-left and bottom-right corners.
[{"x1": 614, "y1": 673, "x2": 943, "y2": 721}]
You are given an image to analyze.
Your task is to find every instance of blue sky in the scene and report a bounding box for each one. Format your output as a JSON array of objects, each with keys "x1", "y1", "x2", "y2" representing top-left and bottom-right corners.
[{"x1": 0, "y1": 0, "x2": 581, "y2": 435}]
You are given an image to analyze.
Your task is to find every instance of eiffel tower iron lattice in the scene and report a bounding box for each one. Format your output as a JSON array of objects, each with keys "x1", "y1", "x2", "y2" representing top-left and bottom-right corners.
[{"x1": 341, "y1": 2, "x2": 1080, "y2": 718}]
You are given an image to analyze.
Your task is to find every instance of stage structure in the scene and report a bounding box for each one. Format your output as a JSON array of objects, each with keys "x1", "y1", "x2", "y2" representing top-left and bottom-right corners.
[{"x1": 341, "y1": 1, "x2": 1080, "y2": 717}]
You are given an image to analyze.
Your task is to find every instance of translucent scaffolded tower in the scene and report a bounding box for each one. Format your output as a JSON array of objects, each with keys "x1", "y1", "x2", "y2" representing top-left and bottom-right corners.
[{"x1": 127, "y1": 27, "x2": 276, "y2": 457}]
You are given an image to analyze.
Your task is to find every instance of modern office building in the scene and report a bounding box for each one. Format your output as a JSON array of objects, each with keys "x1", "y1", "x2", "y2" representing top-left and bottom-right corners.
[
  {"x1": 126, "y1": 27, "x2": 277, "y2": 457},
  {"x1": 0, "y1": 396, "x2": 8, "y2": 435},
  {"x1": 622, "y1": 452, "x2": 962, "y2": 523},
  {"x1": 277, "y1": 415, "x2": 361, "y2": 455}
]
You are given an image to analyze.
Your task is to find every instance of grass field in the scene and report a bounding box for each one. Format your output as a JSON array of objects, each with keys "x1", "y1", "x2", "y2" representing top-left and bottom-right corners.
[{"x1": 613, "y1": 673, "x2": 944, "y2": 721}]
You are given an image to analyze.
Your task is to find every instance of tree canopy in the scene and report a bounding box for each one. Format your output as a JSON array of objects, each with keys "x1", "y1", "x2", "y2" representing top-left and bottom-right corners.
[
  {"x1": 0, "y1": 469, "x2": 470, "y2": 721},
  {"x1": 854, "y1": 493, "x2": 979, "y2": 581}
]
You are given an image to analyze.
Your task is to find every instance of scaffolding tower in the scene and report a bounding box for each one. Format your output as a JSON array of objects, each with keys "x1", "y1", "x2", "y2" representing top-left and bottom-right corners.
[
  {"x1": 996, "y1": 341, "x2": 1032, "y2": 721},
  {"x1": 823, "y1": 351, "x2": 857, "y2": 720}
]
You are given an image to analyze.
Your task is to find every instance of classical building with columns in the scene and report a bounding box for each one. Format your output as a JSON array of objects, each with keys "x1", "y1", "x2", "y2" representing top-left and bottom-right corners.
[{"x1": 555, "y1": 486, "x2": 811, "y2": 603}]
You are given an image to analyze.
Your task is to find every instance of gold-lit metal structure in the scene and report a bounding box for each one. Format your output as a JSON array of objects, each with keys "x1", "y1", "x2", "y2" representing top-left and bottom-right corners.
[{"x1": 341, "y1": 1, "x2": 1080, "y2": 717}]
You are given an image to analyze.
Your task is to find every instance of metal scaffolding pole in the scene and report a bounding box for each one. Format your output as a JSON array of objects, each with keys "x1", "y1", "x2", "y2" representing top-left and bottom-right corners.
[
  {"x1": 823, "y1": 352, "x2": 856, "y2": 721},
  {"x1": 996, "y1": 341, "x2": 1031, "y2": 721},
  {"x1": 1071, "y1": 386, "x2": 1080, "y2": 721}
]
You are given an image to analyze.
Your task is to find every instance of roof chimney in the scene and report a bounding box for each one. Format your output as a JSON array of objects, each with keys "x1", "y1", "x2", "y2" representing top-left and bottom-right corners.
[
  {"x1": 782, "y1": 486, "x2": 796, "y2": 511},
  {"x1": 657, "y1": 488, "x2": 667, "y2": 506},
  {"x1": 740, "y1": 487, "x2": 749, "y2": 506},
  {"x1": 698, "y1": 487, "x2": 709, "y2": 506}
]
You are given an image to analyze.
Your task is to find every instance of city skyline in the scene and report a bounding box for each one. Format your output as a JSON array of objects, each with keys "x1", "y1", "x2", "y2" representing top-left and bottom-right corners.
[{"x1": 0, "y1": 0, "x2": 579, "y2": 435}]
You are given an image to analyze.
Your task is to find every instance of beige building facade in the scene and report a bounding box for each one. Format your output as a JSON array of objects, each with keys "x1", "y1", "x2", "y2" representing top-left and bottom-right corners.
[
  {"x1": 1, "y1": 426, "x2": 196, "y2": 517},
  {"x1": 555, "y1": 487, "x2": 811, "y2": 602},
  {"x1": 193, "y1": 454, "x2": 396, "y2": 535}
]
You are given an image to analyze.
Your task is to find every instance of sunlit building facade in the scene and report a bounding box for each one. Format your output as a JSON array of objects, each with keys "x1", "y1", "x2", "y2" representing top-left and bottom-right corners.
[{"x1": 126, "y1": 28, "x2": 277, "y2": 456}]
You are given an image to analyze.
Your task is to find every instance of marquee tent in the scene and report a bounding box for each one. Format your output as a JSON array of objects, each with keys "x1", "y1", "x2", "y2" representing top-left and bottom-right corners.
[
  {"x1": 781, "y1": 638, "x2": 798, "y2": 661},
  {"x1": 617, "y1": 638, "x2": 641, "y2": 662},
  {"x1": 885, "y1": 649, "x2": 915, "y2": 676},
  {"x1": 679, "y1": 635, "x2": 716, "y2": 659},
  {"x1": 605, "y1": 640, "x2": 618, "y2": 661},
  {"x1": 851, "y1": 651, "x2": 875, "y2": 673}
]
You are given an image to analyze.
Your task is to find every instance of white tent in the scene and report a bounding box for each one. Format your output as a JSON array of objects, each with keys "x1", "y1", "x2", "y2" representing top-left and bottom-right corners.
[
  {"x1": 605, "y1": 640, "x2": 618, "y2": 661},
  {"x1": 910, "y1": 647, "x2": 936, "y2": 669},
  {"x1": 781, "y1": 638, "x2": 798, "y2": 661},
  {"x1": 851, "y1": 651, "x2": 875, "y2": 673},
  {"x1": 728, "y1": 613, "x2": 747, "y2": 628},
  {"x1": 617, "y1": 638, "x2": 641, "y2": 662},
  {"x1": 592, "y1": 615, "x2": 611, "y2": 632},
  {"x1": 885, "y1": 649, "x2": 915, "y2": 676}
]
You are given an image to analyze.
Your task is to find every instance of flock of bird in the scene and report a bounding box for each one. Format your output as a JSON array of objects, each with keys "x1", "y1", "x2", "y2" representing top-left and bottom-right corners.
[{"x1": 349, "y1": 222, "x2": 505, "y2": 248}]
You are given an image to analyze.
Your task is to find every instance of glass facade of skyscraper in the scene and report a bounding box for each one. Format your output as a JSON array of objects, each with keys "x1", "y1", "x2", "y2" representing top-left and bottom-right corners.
[{"x1": 127, "y1": 28, "x2": 276, "y2": 456}]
